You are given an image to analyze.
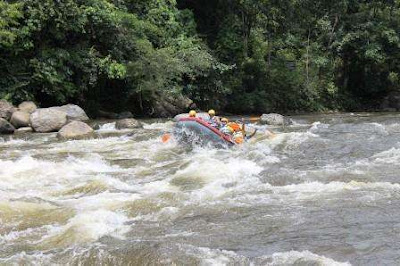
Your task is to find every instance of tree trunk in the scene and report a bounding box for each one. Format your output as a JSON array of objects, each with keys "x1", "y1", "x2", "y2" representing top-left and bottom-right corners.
[
  {"x1": 242, "y1": 11, "x2": 248, "y2": 58},
  {"x1": 329, "y1": 14, "x2": 339, "y2": 46},
  {"x1": 242, "y1": 10, "x2": 252, "y2": 59},
  {"x1": 306, "y1": 28, "x2": 311, "y2": 85}
]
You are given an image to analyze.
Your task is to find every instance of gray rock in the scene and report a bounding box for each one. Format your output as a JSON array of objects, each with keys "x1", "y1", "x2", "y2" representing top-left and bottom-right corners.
[
  {"x1": 260, "y1": 113, "x2": 292, "y2": 126},
  {"x1": 115, "y1": 118, "x2": 142, "y2": 129},
  {"x1": 383, "y1": 107, "x2": 397, "y2": 112},
  {"x1": 153, "y1": 94, "x2": 193, "y2": 117},
  {"x1": 15, "y1": 127, "x2": 33, "y2": 134},
  {"x1": 0, "y1": 100, "x2": 16, "y2": 120},
  {"x1": 52, "y1": 104, "x2": 89, "y2": 121},
  {"x1": 30, "y1": 108, "x2": 67, "y2": 132},
  {"x1": 0, "y1": 118, "x2": 15, "y2": 134},
  {"x1": 57, "y1": 121, "x2": 94, "y2": 140},
  {"x1": 98, "y1": 110, "x2": 118, "y2": 119},
  {"x1": 10, "y1": 111, "x2": 30, "y2": 128},
  {"x1": 18, "y1": 101, "x2": 37, "y2": 114},
  {"x1": 118, "y1": 111, "x2": 134, "y2": 119},
  {"x1": 173, "y1": 112, "x2": 210, "y2": 121}
]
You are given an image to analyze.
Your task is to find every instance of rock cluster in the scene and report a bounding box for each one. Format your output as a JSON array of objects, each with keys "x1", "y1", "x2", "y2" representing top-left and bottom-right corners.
[
  {"x1": 0, "y1": 100, "x2": 94, "y2": 139},
  {"x1": 0, "y1": 99, "x2": 145, "y2": 139}
]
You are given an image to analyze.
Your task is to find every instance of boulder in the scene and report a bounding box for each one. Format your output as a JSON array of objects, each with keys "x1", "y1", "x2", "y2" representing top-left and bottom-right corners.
[
  {"x1": 98, "y1": 110, "x2": 119, "y2": 119},
  {"x1": 30, "y1": 108, "x2": 67, "y2": 132},
  {"x1": 118, "y1": 111, "x2": 134, "y2": 119},
  {"x1": 57, "y1": 121, "x2": 94, "y2": 140},
  {"x1": 18, "y1": 101, "x2": 37, "y2": 114},
  {"x1": 380, "y1": 91, "x2": 400, "y2": 111},
  {"x1": 173, "y1": 112, "x2": 210, "y2": 121},
  {"x1": 52, "y1": 104, "x2": 89, "y2": 121},
  {"x1": 10, "y1": 111, "x2": 30, "y2": 128},
  {"x1": 15, "y1": 127, "x2": 33, "y2": 134},
  {"x1": 259, "y1": 113, "x2": 292, "y2": 126},
  {"x1": 153, "y1": 94, "x2": 193, "y2": 117},
  {"x1": 115, "y1": 118, "x2": 142, "y2": 129},
  {"x1": 0, "y1": 118, "x2": 15, "y2": 134},
  {"x1": 0, "y1": 100, "x2": 16, "y2": 120}
]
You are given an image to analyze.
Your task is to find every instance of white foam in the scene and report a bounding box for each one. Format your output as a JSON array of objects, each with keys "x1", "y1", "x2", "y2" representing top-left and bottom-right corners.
[
  {"x1": 371, "y1": 147, "x2": 400, "y2": 165},
  {"x1": 0, "y1": 251, "x2": 54, "y2": 265},
  {"x1": 172, "y1": 153, "x2": 263, "y2": 201},
  {"x1": 235, "y1": 181, "x2": 400, "y2": 206},
  {"x1": 284, "y1": 131, "x2": 319, "y2": 148},
  {"x1": 61, "y1": 191, "x2": 141, "y2": 211},
  {"x1": 177, "y1": 245, "x2": 244, "y2": 266},
  {"x1": 0, "y1": 138, "x2": 33, "y2": 146},
  {"x1": 309, "y1": 121, "x2": 329, "y2": 132},
  {"x1": 97, "y1": 122, "x2": 116, "y2": 132},
  {"x1": 143, "y1": 121, "x2": 174, "y2": 130},
  {"x1": 0, "y1": 154, "x2": 130, "y2": 196},
  {"x1": 40, "y1": 209, "x2": 130, "y2": 245},
  {"x1": 257, "y1": 250, "x2": 350, "y2": 265}
]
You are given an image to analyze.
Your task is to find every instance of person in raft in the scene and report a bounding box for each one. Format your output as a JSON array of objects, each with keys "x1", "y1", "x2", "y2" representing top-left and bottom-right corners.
[
  {"x1": 206, "y1": 109, "x2": 221, "y2": 128},
  {"x1": 218, "y1": 118, "x2": 244, "y2": 144}
]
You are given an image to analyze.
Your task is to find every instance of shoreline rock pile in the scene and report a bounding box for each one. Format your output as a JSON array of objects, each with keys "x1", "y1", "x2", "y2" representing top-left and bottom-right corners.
[
  {"x1": 0, "y1": 100, "x2": 93, "y2": 139},
  {"x1": 0, "y1": 100, "x2": 142, "y2": 140}
]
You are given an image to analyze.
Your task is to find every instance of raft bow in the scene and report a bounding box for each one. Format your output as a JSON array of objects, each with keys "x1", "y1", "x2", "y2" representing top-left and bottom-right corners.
[{"x1": 174, "y1": 117, "x2": 235, "y2": 147}]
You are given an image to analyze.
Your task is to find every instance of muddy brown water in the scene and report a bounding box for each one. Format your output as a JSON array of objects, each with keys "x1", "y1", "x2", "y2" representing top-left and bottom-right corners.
[{"x1": 1, "y1": 113, "x2": 400, "y2": 265}]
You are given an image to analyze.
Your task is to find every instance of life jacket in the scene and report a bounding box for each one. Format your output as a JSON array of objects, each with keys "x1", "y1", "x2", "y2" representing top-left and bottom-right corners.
[
  {"x1": 228, "y1": 122, "x2": 241, "y2": 132},
  {"x1": 233, "y1": 131, "x2": 244, "y2": 144}
]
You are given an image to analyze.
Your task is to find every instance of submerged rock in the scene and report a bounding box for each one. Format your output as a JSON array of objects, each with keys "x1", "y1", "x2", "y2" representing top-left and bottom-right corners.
[
  {"x1": 0, "y1": 118, "x2": 15, "y2": 134},
  {"x1": 18, "y1": 101, "x2": 37, "y2": 114},
  {"x1": 259, "y1": 113, "x2": 292, "y2": 126},
  {"x1": 115, "y1": 118, "x2": 142, "y2": 129},
  {"x1": 10, "y1": 111, "x2": 30, "y2": 128},
  {"x1": 30, "y1": 108, "x2": 67, "y2": 132},
  {"x1": 57, "y1": 121, "x2": 94, "y2": 140},
  {"x1": 15, "y1": 127, "x2": 33, "y2": 134},
  {"x1": 0, "y1": 100, "x2": 16, "y2": 120}
]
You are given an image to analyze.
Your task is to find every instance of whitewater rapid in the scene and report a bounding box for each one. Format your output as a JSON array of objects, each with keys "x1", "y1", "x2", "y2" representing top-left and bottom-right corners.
[{"x1": 1, "y1": 113, "x2": 400, "y2": 265}]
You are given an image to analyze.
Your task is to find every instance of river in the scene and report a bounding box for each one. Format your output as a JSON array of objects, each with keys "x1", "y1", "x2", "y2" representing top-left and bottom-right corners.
[{"x1": 1, "y1": 113, "x2": 400, "y2": 265}]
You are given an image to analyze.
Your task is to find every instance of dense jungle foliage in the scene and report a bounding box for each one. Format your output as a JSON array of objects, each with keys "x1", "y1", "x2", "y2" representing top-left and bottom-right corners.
[{"x1": 1, "y1": 0, "x2": 400, "y2": 116}]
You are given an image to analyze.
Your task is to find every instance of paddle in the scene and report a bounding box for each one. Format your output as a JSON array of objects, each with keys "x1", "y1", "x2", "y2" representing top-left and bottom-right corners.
[
  {"x1": 245, "y1": 128, "x2": 258, "y2": 140},
  {"x1": 240, "y1": 117, "x2": 277, "y2": 140},
  {"x1": 265, "y1": 129, "x2": 277, "y2": 139}
]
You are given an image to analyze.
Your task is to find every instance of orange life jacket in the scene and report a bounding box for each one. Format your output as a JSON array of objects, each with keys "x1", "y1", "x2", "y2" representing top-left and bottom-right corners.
[{"x1": 228, "y1": 122, "x2": 241, "y2": 132}]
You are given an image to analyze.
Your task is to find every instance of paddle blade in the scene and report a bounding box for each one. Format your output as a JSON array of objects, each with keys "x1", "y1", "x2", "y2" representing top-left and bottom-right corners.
[
  {"x1": 265, "y1": 130, "x2": 276, "y2": 139},
  {"x1": 249, "y1": 117, "x2": 260, "y2": 122},
  {"x1": 161, "y1": 133, "x2": 171, "y2": 143}
]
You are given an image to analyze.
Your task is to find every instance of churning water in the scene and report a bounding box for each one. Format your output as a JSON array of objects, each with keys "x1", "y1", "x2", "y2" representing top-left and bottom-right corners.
[{"x1": 1, "y1": 113, "x2": 400, "y2": 265}]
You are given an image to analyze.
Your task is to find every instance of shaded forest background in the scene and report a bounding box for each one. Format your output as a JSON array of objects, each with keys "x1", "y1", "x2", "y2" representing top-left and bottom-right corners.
[{"x1": 1, "y1": 0, "x2": 400, "y2": 117}]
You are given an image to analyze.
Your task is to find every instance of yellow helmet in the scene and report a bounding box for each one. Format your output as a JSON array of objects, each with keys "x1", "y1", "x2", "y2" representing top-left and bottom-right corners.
[
  {"x1": 221, "y1": 117, "x2": 228, "y2": 123},
  {"x1": 189, "y1": 110, "x2": 197, "y2": 117},
  {"x1": 208, "y1": 109, "x2": 216, "y2": 116}
]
